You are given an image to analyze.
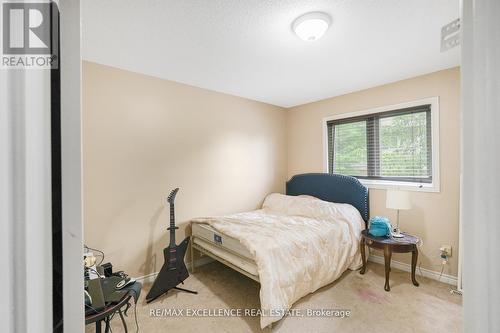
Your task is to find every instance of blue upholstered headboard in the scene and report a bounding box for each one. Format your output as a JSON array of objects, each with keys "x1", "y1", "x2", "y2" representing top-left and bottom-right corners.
[{"x1": 286, "y1": 173, "x2": 369, "y2": 223}]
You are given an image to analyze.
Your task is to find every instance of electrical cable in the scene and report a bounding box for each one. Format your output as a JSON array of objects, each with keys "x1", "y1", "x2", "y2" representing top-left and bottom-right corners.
[
  {"x1": 437, "y1": 263, "x2": 445, "y2": 281},
  {"x1": 106, "y1": 287, "x2": 140, "y2": 332},
  {"x1": 85, "y1": 303, "x2": 101, "y2": 314},
  {"x1": 128, "y1": 289, "x2": 140, "y2": 333},
  {"x1": 85, "y1": 291, "x2": 133, "y2": 332},
  {"x1": 108, "y1": 314, "x2": 114, "y2": 333},
  {"x1": 85, "y1": 244, "x2": 105, "y2": 265},
  {"x1": 83, "y1": 244, "x2": 139, "y2": 332},
  {"x1": 87, "y1": 267, "x2": 104, "y2": 279},
  {"x1": 417, "y1": 245, "x2": 448, "y2": 280}
]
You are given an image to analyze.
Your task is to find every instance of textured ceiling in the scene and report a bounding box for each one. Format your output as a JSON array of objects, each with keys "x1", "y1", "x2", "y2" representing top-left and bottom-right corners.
[{"x1": 82, "y1": 0, "x2": 460, "y2": 107}]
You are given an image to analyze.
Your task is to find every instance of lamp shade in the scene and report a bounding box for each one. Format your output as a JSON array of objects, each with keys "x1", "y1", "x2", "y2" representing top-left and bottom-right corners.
[{"x1": 386, "y1": 189, "x2": 412, "y2": 210}]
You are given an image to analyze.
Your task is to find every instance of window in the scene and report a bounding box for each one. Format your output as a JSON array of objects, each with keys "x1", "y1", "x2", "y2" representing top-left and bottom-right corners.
[{"x1": 325, "y1": 98, "x2": 439, "y2": 191}]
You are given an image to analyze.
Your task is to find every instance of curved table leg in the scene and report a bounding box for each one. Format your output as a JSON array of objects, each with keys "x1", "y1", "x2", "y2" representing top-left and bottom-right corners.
[
  {"x1": 411, "y1": 248, "x2": 420, "y2": 287},
  {"x1": 118, "y1": 309, "x2": 128, "y2": 333},
  {"x1": 104, "y1": 317, "x2": 110, "y2": 333},
  {"x1": 95, "y1": 320, "x2": 102, "y2": 333},
  {"x1": 384, "y1": 245, "x2": 392, "y2": 292},
  {"x1": 360, "y1": 236, "x2": 366, "y2": 274}
]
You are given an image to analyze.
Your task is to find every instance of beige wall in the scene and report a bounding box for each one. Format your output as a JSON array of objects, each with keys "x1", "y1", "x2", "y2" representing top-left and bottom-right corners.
[
  {"x1": 84, "y1": 62, "x2": 460, "y2": 278},
  {"x1": 83, "y1": 61, "x2": 287, "y2": 277},
  {"x1": 287, "y1": 67, "x2": 460, "y2": 276}
]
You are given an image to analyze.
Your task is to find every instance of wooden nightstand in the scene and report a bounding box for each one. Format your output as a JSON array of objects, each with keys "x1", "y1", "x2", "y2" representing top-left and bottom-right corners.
[{"x1": 359, "y1": 229, "x2": 420, "y2": 291}]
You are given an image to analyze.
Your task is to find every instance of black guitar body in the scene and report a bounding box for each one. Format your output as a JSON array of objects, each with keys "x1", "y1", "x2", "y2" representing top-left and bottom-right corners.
[
  {"x1": 146, "y1": 188, "x2": 197, "y2": 303},
  {"x1": 146, "y1": 237, "x2": 190, "y2": 303}
]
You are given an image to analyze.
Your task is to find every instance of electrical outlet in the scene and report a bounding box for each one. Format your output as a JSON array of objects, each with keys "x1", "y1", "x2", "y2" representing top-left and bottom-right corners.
[{"x1": 440, "y1": 245, "x2": 452, "y2": 257}]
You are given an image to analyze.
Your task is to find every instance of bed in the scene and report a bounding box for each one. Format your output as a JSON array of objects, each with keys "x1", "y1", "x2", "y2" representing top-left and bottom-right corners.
[{"x1": 190, "y1": 173, "x2": 369, "y2": 328}]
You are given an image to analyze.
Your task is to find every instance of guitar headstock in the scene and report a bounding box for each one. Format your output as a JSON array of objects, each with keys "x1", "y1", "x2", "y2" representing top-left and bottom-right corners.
[{"x1": 167, "y1": 188, "x2": 179, "y2": 204}]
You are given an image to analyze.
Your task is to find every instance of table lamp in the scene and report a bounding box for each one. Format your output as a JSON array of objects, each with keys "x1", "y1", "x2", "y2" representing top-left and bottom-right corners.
[{"x1": 386, "y1": 189, "x2": 412, "y2": 238}]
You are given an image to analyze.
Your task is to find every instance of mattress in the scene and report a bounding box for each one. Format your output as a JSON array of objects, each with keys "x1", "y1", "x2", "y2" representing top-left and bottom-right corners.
[
  {"x1": 192, "y1": 223, "x2": 258, "y2": 276},
  {"x1": 192, "y1": 193, "x2": 365, "y2": 328}
]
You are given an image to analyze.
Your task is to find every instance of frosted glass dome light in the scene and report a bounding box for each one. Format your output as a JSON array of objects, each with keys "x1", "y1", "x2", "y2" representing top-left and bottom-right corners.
[{"x1": 292, "y1": 12, "x2": 331, "y2": 42}]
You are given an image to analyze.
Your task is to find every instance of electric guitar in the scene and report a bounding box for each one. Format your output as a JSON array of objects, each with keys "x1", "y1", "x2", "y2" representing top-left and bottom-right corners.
[{"x1": 146, "y1": 188, "x2": 196, "y2": 303}]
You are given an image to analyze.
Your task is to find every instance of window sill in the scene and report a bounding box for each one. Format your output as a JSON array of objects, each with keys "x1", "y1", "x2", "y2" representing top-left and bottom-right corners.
[{"x1": 358, "y1": 179, "x2": 440, "y2": 193}]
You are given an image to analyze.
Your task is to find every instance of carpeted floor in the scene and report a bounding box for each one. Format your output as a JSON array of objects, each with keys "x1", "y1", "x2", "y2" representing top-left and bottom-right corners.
[{"x1": 86, "y1": 261, "x2": 462, "y2": 333}]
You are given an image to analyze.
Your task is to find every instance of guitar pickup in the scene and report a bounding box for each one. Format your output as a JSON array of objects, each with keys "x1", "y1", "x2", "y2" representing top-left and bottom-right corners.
[{"x1": 214, "y1": 234, "x2": 223, "y2": 245}]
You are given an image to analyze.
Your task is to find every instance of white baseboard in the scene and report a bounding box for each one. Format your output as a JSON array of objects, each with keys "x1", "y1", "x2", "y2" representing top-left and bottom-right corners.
[
  {"x1": 368, "y1": 255, "x2": 458, "y2": 286},
  {"x1": 135, "y1": 256, "x2": 215, "y2": 283},
  {"x1": 136, "y1": 255, "x2": 457, "y2": 287}
]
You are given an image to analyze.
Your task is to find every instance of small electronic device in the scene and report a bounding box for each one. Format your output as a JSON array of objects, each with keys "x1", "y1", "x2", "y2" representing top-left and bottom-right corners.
[
  {"x1": 214, "y1": 234, "x2": 223, "y2": 244},
  {"x1": 84, "y1": 290, "x2": 92, "y2": 306},
  {"x1": 101, "y1": 262, "x2": 113, "y2": 277},
  {"x1": 116, "y1": 277, "x2": 136, "y2": 290},
  {"x1": 87, "y1": 278, "x2": 106, "y2": 311}
]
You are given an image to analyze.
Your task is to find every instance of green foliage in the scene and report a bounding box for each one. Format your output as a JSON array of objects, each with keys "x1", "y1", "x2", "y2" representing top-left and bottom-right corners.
[
  {"x1": 380, "y1": 113, "x2": 429, "y2": 177},
  {"x1": 332, "y1": 112, "x2": 430, "y2": 179},
  {"x1": 333, "y1": 121, "x2": 367, "y2": 176}
]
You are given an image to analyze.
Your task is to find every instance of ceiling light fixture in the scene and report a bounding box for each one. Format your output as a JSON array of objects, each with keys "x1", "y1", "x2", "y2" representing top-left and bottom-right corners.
[{"x1": 292, "y1": 12, "x2": 331, "y2": 42}]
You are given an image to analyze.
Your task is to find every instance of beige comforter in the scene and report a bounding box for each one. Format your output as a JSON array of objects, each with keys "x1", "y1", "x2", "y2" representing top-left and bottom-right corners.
[{"x1": 192, "y1": 193, "x2": 364, "y2": 328}]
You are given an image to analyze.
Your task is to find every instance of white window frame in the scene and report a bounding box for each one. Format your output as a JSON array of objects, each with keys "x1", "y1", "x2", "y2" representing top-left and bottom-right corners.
[{"x1": 322, "y1": 97, "x2": 440, "y2": 192}]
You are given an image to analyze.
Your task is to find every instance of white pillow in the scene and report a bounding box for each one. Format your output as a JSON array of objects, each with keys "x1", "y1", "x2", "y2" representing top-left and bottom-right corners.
[
  {"x1": 262, "y1": 193, "x2": 324, "y2": 216},
  {"x1": 262, "y1": 193, "x2": 363, "y2": 226}
]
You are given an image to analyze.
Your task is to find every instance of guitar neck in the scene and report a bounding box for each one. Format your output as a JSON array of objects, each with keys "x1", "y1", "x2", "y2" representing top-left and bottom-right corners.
[{"x1": 169, "y1": 202, "x2": 176, "y2": 246}]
